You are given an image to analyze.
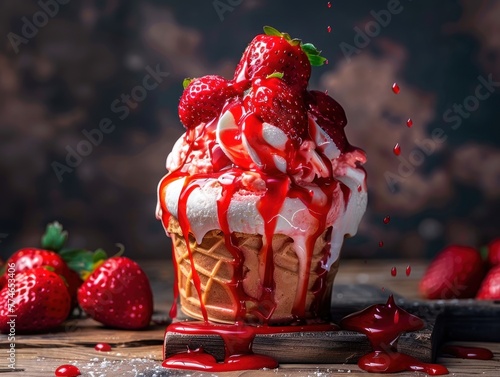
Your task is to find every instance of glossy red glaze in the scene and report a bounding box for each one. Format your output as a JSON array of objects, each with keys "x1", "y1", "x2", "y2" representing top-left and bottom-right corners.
[
  {"x1": 341, "y1": 295, "x2": 448, "y2": 375},
  {"x1": 163, "y1": 321, "x2": 338, "y2": 371},
  {"x1": 54, "y1": 364, "x2": 81, "y2": 377},
  {"x1": 441, "y1": 345, "x2": 494, "y2": 360}
]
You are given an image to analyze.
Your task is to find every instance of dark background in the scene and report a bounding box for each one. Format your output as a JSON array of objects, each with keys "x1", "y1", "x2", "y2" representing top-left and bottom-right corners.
[{"x1": 1, "y1": 0, "x2": 499, "y2": 261}]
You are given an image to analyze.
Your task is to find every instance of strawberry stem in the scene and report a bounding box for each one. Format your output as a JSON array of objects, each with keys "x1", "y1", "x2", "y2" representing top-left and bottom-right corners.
[
  {"x1": 41, "y1": 221, "x2": 68, "y2": 252},
  {"x1": 183, "y1": 78, "x2": 193, "y2": 89},
  {"x1": 266, "y1": 72, "x2": 284, "y2": 79}
]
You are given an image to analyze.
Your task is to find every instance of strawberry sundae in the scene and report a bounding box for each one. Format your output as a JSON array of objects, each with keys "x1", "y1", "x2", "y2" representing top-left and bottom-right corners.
[{"x1": 157, "y1": 26, "x2": 367, "y2": 324}]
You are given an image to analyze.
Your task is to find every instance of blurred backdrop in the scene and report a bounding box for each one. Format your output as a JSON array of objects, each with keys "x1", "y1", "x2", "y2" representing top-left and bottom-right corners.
[{"x1": 1, "y1": 0, "x2": 499, "y2": 261}]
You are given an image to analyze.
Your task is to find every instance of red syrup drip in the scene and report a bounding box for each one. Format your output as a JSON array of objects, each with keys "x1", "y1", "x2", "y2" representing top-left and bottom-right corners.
[
  {"x1": 383, "y1": 216, "x2": 391, "y2": 224},
  {"x1": 406, "y1": 118, "x2": 413, "y2": 128},
  {"x1": 392, "y1": 83, "x2": 400, "y2": 94},
  {"x1": 55, "y1": 364, "x2": 81, "y2": 377},
  {"x1": 405, "y1": 265, "x2": 411, "y2": 276},
  {"x1": 163, "y1": 321, "x2": 338, "y2": 372},
  {"x1": 393, "y1": 143, "x2": 401, "y2": 156},
  {"x1": 94, "y1": 342, "x2": 112, "y2": 352},
  {"x1": 341, "y1": 295, "x2": 448, "y2": 375},
  {"x1": 327, "y1": 26, "x2": 332, "y2": 33},
  {"x1": 441, "y1": 345, "x2": 494, "y2": 360},
  {"x1": 391, "y1": 267, "x2": 397, "y2": 277}
]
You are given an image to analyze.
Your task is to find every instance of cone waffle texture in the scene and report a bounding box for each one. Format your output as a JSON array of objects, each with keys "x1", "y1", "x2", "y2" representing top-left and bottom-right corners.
[{"x1": 168, "y1": 217, "x2": 339, "y2": 324}]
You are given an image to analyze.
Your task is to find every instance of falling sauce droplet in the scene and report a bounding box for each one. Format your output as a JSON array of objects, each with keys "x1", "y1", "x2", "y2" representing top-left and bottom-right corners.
[
  {"x1": 393, "y1": 143, "x2": 401, "y2": 156},
  {"x1": 327, "y1": 26, "x2": 332, "y2": 33},
  {"x1": 392, "y1": 83, "x2": 400, "y2": 94},
  {"x1": 406, "y1": 265, "x2": 411, "y2": 276},
  {"x1": 95, "y1": 342, "x2": 112, "y2": 352},
  {"x1": 325, "y1": 59, "x2": 329, "y2": 65},
  {"x1": 391, "y1": 267, "x2": 397, "y2": 277},
  {"x1": 55, "y1": 364, "x2": 81, "y2": 377},
  {"x1": 383, "y1": 216, "x2": 391, "y2": 224},
  {"x1": 406, "y1": 118, "x2": 413, "y2": 128},
  {"x1": 327, "y1": 1, "x2": 332, "y2": 8},
  {"x1": 378, "y1": 241, "x2": 384, "y2": 247}
]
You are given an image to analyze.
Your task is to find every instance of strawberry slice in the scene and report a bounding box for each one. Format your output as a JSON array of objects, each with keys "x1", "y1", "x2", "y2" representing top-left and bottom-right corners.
[
  {"x1": 306, "y1": 90, "x2": 348, "y2": 151},
  {"x1": 234, "y1": 26, "x2": 326, "y2": 88},
  {"x1": 179, "y1": 75, "x2": 238, "y2": 129},
  {"x1": 245, "y1": 75, "x2": 308, "y2": 146}
]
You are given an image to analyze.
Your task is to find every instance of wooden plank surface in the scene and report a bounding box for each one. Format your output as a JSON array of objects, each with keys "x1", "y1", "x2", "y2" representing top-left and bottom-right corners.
[{"x1": 1, "y1": 260, "x2": 499, "y2": 376}]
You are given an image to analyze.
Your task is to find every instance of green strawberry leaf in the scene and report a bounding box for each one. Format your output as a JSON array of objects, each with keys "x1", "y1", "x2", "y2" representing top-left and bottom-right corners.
[
  {"x1": 41, "y1": 221, "x2": 68, "y2": 252},
  {"x1": 263, "y1": 25, "x2": 282, "y2": 37},
  {"x1": 307, "y1": 54, "x2": 328, "y2": 67},
  {"x1": 183, "y1": 78, "x2": 193, "y2": 89},
  {"x1": 301, "y1": 43, "x2": 321, "y2": 56}
]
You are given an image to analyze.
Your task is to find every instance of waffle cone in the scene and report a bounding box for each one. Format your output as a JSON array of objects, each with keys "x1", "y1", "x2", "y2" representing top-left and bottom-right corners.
[{"x1": 168, "y1": 217, "x2": 339, "y2": 324}]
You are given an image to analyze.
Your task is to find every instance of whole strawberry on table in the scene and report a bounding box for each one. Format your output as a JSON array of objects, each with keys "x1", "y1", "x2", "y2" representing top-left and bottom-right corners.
[
  {"x1": 0, "y1": 222, "x2": 154, "y2": 333},
  {"x1": 419, "y1": 239, "x2": 500, "y2": 300}
]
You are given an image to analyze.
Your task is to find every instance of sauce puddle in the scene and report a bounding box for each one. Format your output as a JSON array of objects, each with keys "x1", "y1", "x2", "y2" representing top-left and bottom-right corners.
[
  {"x1": 440, "y1": 345, "x2": 493, "y2": 360},
  {"x1": 163, "y1": 321, "x2": 337, "y2": 371},
  {"x1": 341, "y1": 295, "x2": 449, "y2": 375}
]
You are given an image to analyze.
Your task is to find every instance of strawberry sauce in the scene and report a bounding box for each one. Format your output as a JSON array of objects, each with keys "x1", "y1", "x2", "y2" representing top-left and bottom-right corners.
[
  {"x1": 341, "y1": 295, "x2": 448, "y2": 375},
  {"x1": 441, "y1": 345, "x2": 494, "y2": 360},
  {"x1": 163, "y1": 321, "x2": 338, "y2": 371},
  {"x1": 55, "y1": 364, "x2": 81, "y2": 377}
]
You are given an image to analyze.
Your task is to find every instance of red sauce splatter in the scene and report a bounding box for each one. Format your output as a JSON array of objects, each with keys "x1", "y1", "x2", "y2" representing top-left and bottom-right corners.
[
  {"x1": 391, "y1": 267, "x2": 397, "y2": 277},
  {"x1": 405, "y1": 265, "x2": 411, "y2": 276},
  {"x1": 393, "y1": 143, "x2": 401, "y2": 156},
  {"x1": 327, "y1": 26, "x2": 332, "y2": 33},
  {"x1": 55, "y1": 364, "x2": 81, "y2": 377},
  {"x1": 383, "y1": 216, "x2": 391, "y2": 224},
  {"x1": 379, "y1": 241, "x2": 384, "y2": 247},
  {"x1": 163, "y1": 321, "x2": 337, "y2": 371},
  {"x1": 341, "y1": 295, "x2": 448, "y2": 375},
  {"x1": 392, "y1": 83, "x2": 400, "y2": 94},
  {"x1": 441, "y1": 345, "x2": 493, "y2": 360},
  {"x1": 406, "y1": 118, "x2": 413, "y2": 128},
  {"x1": 94, "y1": 342, "x2": 112, "y2": 352}
]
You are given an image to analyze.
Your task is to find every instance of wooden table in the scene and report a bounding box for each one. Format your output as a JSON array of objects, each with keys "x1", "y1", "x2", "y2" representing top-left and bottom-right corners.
[{"x1": 2, "y1": 260, "x2": 499, "y2": 376}]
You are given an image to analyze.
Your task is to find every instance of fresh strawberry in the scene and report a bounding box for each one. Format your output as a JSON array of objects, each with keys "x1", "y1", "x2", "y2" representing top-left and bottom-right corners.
[
  {"x1": 77, "y1": 257, "x2": 153, "y2": 329},
  {"x1": 0, "y1": 267, "x2": 71, "y2": 333},
  {"x1": 179, "y1": 75, "x2": 237, "y2": 129},
  {"x1": 234, "y1": 26, "x2": 326, "y2": 88},
  {"x1": 419, "y1": 245, "x2": 486, "y2": 299},
  {"x1": 306, "y1": 90, "x2": 348, "y2": 150},
  {"x1": 5, "y1": 248, "x2": 71, "y2": 277},
  {"x1": 486, "y1": 238, "x2": 500, "y2": 267},
  {"x1": 65, "y1": 268, "x2": 83, "y2": 309},
  {"x1": 476, "y1": 265, "x2": 500, "y2": 299},
  {"x1": 245, "y1": 75, "x2": 308, "y2": 145}
]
